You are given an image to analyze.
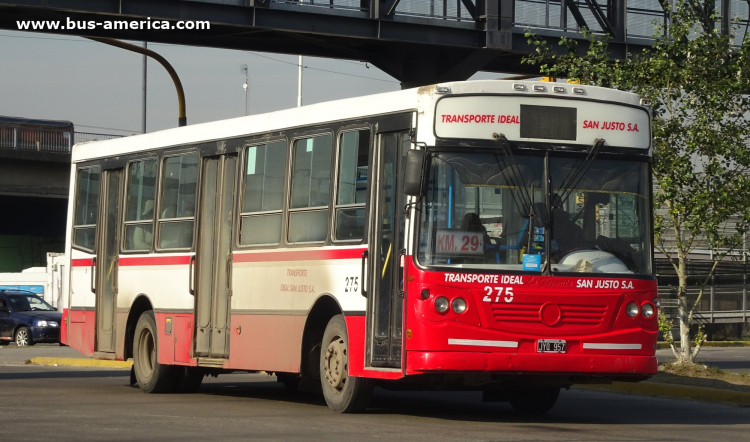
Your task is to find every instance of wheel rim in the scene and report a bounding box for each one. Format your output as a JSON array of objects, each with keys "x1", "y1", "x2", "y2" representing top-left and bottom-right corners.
[
  {"x1": 137, "y1": 326, "x2": 155, "y2": 379},
  {"x1": 324, "y1": 335, "x2": 347, "y2": 394},
  {"x1": 16, "y1": 330, "x2": 28, "y2": 346}
]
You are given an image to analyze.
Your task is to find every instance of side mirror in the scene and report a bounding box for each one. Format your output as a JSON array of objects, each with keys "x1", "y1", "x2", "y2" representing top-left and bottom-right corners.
[{"x1": 403, "y1": 150, "x2": 427, "y2": 196}]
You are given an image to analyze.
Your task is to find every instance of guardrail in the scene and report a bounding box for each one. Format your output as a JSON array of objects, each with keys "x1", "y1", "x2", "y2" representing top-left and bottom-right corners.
[{"x1": 657, "y1": 257, "x2": 749, "y2": 323}]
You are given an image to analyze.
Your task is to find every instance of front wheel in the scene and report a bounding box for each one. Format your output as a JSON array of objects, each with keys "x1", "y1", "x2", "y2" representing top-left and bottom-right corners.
[
  {"x1": 15, "y1": 327, "x2": 33, "y2": 347},
  {"x1": 133, "y1": 311, "x2": 175, "y2": 393},
  {"x1": 508, "y1": 388, "x2": 560, "y2": 415},
  {"x1": 320, "y1": 315, "x2": 373, "y2": 413}
]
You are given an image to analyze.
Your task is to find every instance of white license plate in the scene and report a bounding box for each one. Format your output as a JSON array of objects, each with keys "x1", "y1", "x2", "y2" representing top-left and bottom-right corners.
[{"x1": 537, "y1": 339, "x2": 566, "y2": 353}]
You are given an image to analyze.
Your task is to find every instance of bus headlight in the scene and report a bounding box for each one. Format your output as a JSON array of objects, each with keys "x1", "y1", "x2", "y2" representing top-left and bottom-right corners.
[
  {"x1": 626, "y1": 302, "x2": 639, "y2": 318},
  {"x1": 452, "y1": 298, "x2": 467, "y2": 314},
  {"x1": 641, "y1": 303, "x2": 655, "y2": 318},
  {"x1": 435, "y1": 297, "x2": 449, "y2": 313}
]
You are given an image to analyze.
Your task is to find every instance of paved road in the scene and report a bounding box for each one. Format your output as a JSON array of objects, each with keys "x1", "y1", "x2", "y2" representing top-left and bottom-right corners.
[
  {"x1": 0, "y1": 365, "x2": 749, "y2": 442},
  {"x1": 657, "y1": 346, "x2": 750, "y2": 373}
]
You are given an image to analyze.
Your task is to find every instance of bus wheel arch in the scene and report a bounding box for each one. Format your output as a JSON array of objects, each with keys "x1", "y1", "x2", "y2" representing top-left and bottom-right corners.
[
  {"x1": 125, "y1": 295, "x2": 154, "y2": 361},
  {"x1": 299, "y1": 294, "x2": 343, "y2": 383}
]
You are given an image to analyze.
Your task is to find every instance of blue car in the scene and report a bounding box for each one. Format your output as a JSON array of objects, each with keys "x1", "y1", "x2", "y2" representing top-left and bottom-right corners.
[{"x1": 0, "y1": 290, "x2": 62, "y2": 346}]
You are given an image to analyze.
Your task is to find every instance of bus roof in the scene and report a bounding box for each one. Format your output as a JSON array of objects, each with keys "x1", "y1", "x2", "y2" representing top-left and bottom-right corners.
[{"x1": 71, "y1": 80, "x2": 645, "y2": 162}]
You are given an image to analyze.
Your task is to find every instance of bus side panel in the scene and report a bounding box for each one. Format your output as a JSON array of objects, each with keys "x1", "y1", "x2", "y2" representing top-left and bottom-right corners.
[
  {"x1": 155, "y1": 312, "x2": 175, "y2": 365},
  {"x1": 154, "y1": 312, "x2": 197, "y2": 366},
  {"x1": 67, "y1": 309, "x2": 94, "y2": 357},
  {"x1": 227, "y1": 314, "x2": 305, "y2": 372},
  {"x1": 345, "y1": 316, "x2": 403, "y2": 380}
]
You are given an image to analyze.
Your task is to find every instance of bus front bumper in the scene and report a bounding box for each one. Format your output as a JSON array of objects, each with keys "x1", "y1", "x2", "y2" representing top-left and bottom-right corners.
[{"x1": 406, "y1": 351, "x2": 657, "y2": 376}]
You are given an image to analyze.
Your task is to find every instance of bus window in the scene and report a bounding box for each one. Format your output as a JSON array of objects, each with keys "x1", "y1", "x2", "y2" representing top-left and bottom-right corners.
[
  {"x1": 158, "y1": 153, "x2": 199, "y2": 250},
  {"x1": 335, "y1": 129, "x2": 369, "y2": 241},
  {"x1": 72, "y1": 166, "x2": 101, "y2": 252},
  {"x1": 289, "y1": 134, "x2": 333, "y2": 243},
  {"x1": 123, "y1": 159, "x2": 157, "y2": 251},
  {"x1": 239, "y1": 140, "x2": 287, "y2": 245}
]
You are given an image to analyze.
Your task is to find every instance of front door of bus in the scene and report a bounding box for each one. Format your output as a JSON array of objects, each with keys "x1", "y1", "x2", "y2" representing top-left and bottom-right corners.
[
  {"x1": 193, "y1": 154, "x2": 237, "y2": 359},
  {"x1": 95, "y1": 168, "x2": 122, "y2": 353},
  {"x1": 366, "y1": 131, "x2": 408, "y2": 368}
]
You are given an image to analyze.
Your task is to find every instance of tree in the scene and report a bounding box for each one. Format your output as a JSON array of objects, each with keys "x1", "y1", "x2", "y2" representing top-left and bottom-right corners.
[{"x1": 523, "y1": 0, "x2": 750, "y2": 364}]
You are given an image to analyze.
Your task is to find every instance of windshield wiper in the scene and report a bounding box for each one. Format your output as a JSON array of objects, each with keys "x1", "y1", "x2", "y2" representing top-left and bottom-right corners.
[
  {"x1": 552, "y1": 138, "x2": 605, "y2": 209},
  {"x1": 492, "y1": 133, "x2": 536, "y2": 221}
]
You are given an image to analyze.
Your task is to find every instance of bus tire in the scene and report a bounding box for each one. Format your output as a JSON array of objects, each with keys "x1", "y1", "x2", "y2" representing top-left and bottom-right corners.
[
  {"x1": 508, "y1": 387, "x2": 560, "y2": 415},
  {"x1": 133, "y1": 310, "x2": 175, "y2": 393},
  {"x1": 320, "y1": 314, "x2": 373, "y2": 413},
  {"x1": 172, "y1": 366, "x2": 204, "y2": 393}
]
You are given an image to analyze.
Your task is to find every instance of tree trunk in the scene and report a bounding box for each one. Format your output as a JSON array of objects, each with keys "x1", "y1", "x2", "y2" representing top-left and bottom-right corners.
[{"x1": 676, "y1": 255, "x2": 693, "y2": 364}]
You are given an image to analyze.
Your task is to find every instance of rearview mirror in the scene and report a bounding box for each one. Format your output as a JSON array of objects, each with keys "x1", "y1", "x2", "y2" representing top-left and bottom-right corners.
[{"x1": 403, "y1": 150, "x2": 427, "y2": 196}]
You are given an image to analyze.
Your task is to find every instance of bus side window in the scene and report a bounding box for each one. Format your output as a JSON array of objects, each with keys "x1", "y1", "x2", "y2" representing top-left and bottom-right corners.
[
  {"x1": 72, "y1": 166, "x2": 101, "y2": 252},
  {"x1": 239, "y1": 140, "x2": 287, "y2": 246},
  {"x1": 334, "y1": 129, "x2": 369, "y2": 241},
  {"x1": 123, "y1": 159, "x2": 157, "y2": 252},
  {"x1": 289, "y1": 134, "x2": 333, "y2": 243},
  {"x1": 157, "y1": 153, "x2": 199, "y2": 250}
]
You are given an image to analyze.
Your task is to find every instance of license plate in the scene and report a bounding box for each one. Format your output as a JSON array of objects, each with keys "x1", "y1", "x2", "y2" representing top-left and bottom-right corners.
[{"x1": 537, "y1": 339, "x2": 566, "y2": 353}]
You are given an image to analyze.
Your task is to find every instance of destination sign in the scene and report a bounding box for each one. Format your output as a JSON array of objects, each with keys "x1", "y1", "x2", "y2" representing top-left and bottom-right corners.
[{"x1": 434, "y1": 95, "x2": 650, "y2": 149}]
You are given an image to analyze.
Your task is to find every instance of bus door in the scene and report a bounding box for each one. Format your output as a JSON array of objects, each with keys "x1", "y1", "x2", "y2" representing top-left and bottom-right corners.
[
  {"x1": 366, "y1": 130, "x2": 409, "y2": 368},
  {"x1": 94, "y1": 168, "x2": 123, "y2": 353},
  {"x1": 193, "y1": 154, "x2": 237, "y2": 360}
]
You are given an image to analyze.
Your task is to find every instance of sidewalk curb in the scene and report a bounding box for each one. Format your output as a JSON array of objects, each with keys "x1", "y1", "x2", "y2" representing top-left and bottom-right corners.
[
  {"x1": 656, "y1": 341, "x2": 750, "y2": 349},
  {"x1": 27, "y1": 357, "x2": 132, "y2": 369},
  {"x1": 576, "y1": 381, "x2": 750, "y2": 407}
]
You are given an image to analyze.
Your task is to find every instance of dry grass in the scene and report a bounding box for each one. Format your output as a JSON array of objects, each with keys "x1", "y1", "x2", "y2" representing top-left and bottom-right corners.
[{"x1": 653, "y1": 361, "x2": 750, "y2": 392}]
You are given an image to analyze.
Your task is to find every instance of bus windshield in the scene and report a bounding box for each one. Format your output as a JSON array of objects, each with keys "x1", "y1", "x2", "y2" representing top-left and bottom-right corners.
[{"x1": 416, "y1": 151, "x2": 652, "y2": 275}]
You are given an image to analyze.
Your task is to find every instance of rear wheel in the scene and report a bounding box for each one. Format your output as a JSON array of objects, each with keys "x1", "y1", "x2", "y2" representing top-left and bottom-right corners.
[
  {"x1": 133, "y1": 311, "x2": 175, "y2": 393},
  {"x1": 15, "y1": 327, "x2": 33, "y2": 347},
  {"x1": 508, "y1": 388, "x2": 560, "y2": 415},
  {"x1": 320, "y1": 315, "x2": 373, "y2": 413}
]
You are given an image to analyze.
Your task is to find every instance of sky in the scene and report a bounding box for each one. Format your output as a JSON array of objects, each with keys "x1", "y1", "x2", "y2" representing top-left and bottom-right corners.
[{"x1": 1, "y1": 30, "x2": 502, "y2": 136}]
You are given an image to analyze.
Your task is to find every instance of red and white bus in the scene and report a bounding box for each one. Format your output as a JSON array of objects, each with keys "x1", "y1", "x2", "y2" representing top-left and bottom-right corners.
[{"x1": 61, "y1": 80, "x2": 657, "y2": 413}]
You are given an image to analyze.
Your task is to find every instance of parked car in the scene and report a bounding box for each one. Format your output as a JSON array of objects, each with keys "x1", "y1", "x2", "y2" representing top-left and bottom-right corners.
[{"x1": 0, "y1": 290, "x2": 62, "y2": 346}]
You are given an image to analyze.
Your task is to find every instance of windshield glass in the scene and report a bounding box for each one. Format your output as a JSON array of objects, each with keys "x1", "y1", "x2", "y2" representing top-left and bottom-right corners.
[
  {"x1": 416, "y1": 151, "x2": 652, "y2": 275},
  {"x1": 7, "y1": 294, "x2": 55, "y2": 312},
  {"x1": 417, "y1": 153, "x2": 546, "y2": 271},
  {"x1": 549, "y1": 157, "x2": 652, "y2": 275}
]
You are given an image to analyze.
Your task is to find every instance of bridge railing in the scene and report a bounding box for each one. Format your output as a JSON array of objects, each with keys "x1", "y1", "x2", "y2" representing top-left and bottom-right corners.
[
  {"x1": 513, "y1": 0, "x2": 750, "y2": 43},
  {"x1": 0, "y1": 125, "x2": 73, "y2": 153},
  {"x1": 267, "y1": 0, "x2": 478, "y2": 21},
  {"x1": 74, "y1": 132, "x2": 126, "y2": 144}
]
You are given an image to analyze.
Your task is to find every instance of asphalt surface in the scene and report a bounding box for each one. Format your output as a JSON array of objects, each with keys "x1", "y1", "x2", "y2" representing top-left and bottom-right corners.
[
  {"x1": 1, "y1": 346, "x2": 750, "y2": 440},
  {"x1": 1, "y1": 364, "x2": 749, "y2": 441}
]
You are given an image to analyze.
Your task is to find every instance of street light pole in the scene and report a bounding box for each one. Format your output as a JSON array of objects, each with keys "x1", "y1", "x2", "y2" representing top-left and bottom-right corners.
[
  {"x1": 142, "y1": 41, "x2": 147, "y2": 133},
  {"x1": 298, "y1": 55, "x2": 303, "y2": 107}
]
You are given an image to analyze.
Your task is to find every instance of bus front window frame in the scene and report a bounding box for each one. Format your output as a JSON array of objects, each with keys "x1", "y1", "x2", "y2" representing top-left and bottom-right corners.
[{"x1": 414, "y1": 147, "x2": 653, "y2": 276}]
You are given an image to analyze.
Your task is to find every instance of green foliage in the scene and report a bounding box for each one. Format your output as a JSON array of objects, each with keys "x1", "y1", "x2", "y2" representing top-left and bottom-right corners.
[
  {"x1": 658, "y1": 310, "x2": 675, "y2": 346},
  {"x1": 524, "y1": 0, "x2": 750, "y2": 362}
]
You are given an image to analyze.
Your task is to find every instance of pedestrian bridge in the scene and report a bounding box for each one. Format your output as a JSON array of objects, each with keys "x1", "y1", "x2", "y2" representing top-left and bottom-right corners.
[{"x1": 2, "y1": 0, "x2": 747, "y2": 86}]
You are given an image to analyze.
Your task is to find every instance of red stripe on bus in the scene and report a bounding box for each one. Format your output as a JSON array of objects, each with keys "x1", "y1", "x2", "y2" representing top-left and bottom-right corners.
[
  {"x1": 71, "y1": 259, "x2": 92, "y2": 267},
  {"x1": 233, "y1": 248, "x2": 366, "y2": 263},
  {"x1": 71, "y1": 256, "x2": 192, "y2": 267},
  {"x1": 120, "y1": 256, "x2": 192, "y2": 266}
]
